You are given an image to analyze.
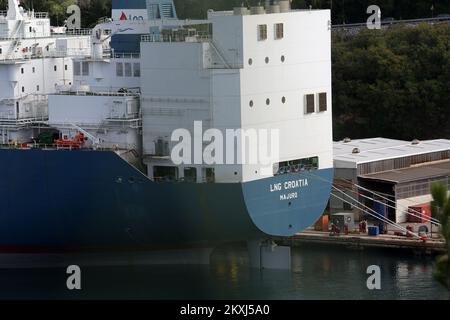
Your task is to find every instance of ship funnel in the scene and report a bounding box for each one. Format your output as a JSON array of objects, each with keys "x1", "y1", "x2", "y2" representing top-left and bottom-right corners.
[
  {"x1": 278, "y1": 0, "x2": 291, "y2": 12},
  {"x1": 7, "y1": 0, "x2": 24, "y2": 20},
  {"x1": 268, "y1": 4, "x2": 281, "y2": 13},
  {"x1": 250, "y1": 5, "x2": 265, "y2": 15},
  {"x1": 233, "y1": 6, "x2": 249, "y2": 15}
]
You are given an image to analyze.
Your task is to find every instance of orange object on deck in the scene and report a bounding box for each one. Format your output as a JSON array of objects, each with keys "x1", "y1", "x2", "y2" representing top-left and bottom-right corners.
[
  {"x1": 408, "y1": 203, "x2": 432, "y2": 223},
  {"x1": 55, "y1": 133, "x2": 85, "y2": 149},
  {"x1": 314, "y1": 215, "x2": 329, "y2": 232}
]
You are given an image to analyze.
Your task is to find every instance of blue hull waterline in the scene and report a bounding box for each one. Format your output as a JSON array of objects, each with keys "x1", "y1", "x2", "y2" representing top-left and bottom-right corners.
[{"x1": 0, "y1": 149, "x2": 333, "y2": 250}]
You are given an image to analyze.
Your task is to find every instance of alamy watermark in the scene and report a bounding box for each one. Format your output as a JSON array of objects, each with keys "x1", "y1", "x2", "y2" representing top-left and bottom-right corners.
[
  {"x1": 367, "y1": 5, "x2": 382, "y2": 30},
  {"x1": 66, "y1": 265, "x2": 82, "y2": 290},
  {"x1": 66, "y1": 5, "x2": 81, "y2": 29},
  {"x1": 171, "y1": 121, "x2": 280, "y2": 176},
  {"x1": 366, "y1": 265, "x2": 381, "y2": 290}
]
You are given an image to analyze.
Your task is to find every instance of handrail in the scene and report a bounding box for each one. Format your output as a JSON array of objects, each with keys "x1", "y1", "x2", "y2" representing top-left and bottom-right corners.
[{"x1": 332, "y1": 16, "x2": 450, "y2": 30}]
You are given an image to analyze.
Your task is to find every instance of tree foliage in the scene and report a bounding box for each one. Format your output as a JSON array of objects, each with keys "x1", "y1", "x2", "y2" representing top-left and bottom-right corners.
[
  {"x1": 431, "y1": 182, "x2": 450, "y2": 289},
  {"x1": 173, "y1": 0, "x2": 450, "y2": 22},
  {"x1": 333, "y1": 24, "x2": 450, "y2": 140}
]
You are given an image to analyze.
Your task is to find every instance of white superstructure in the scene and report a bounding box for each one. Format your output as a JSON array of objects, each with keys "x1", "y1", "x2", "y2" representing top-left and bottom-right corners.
[
  {"x1": 141, "y1": 4, "x2": 333, "y2": 183},
  {"x1": 0, "y1": 0, "x2": 91, "y2": 144},
  {"x1": 2, "y1": 0, "x2": 334, "y2": 185}
]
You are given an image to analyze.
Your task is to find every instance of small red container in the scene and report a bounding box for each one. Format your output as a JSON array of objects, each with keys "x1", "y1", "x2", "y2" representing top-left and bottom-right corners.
[{"x1": 407, "y1": 203, "x2": 431, "y2": 223}]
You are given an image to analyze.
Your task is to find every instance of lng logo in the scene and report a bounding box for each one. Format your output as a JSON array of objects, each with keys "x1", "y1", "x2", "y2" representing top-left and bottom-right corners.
[{"x1": 112, "y1": 9, "x2": 146, "y2": 21}]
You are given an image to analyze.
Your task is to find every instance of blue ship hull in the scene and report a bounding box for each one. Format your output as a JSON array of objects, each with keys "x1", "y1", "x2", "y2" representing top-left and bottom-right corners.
[{"x1": 0, "y1": 149, "x2": 333, "y2": 251}]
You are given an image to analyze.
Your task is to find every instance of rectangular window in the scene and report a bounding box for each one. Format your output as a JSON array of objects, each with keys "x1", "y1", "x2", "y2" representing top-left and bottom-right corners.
[
  {"x1": 133, "y1": 63, "x2": 141, "y2": 77},
  {"x1": 73, "y1": 62, "x2": 81, "y2": 76},
  {"x1": 305, "y1": 94, "x2": 315, "y2": 114},
  {"x1": 32, "y1": 67, "x2": 35, "y2": 73},
  {"x1": 116, "y1": 63, "x2": 123, "y2": 77},
  {"x1": 36, "y1": 85, "x2": 39, "y2": 92},
  {"x1": 258, "y1": 24, "x2": 267, "y2": 41},
  {"x1": 82, "y1": 62, "x2": 89, "y2": 76},
  {"x1": 21, "y1": 68, "x2": 24, "y2": 74},
  {"x1": 318, "y1": 92, "x2": 327, "y2": 112},
  {"x1": 124, "y1": 62, "x2": 132, "y2": 77},
  {"x1": 65, "y1": 64, "x2": 68, "y2": 71},
  {"x1": 275, "y1": 23, "x2": 284, "y2": 39}
]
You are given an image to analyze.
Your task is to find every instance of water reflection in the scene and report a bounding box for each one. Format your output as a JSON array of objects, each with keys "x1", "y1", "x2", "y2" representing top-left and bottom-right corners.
[{"x1": 0, "y1": 243, "x2": 448, "y2": 300}]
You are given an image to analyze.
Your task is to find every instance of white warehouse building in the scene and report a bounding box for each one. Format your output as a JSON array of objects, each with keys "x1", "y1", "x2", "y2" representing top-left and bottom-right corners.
[{"x1": 332, "y1": 137, "x2": 450, "y2": 223}]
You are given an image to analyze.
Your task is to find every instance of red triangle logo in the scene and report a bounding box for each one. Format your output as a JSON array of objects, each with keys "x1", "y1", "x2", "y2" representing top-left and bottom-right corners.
[{"x1": 119, "y1": 11, "x2": 127, "y2": 20}]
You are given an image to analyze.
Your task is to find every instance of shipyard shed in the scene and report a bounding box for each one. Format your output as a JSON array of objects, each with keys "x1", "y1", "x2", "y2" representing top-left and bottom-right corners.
[{"x1": 332, "y1": 138, "x2": 450, "y2": 223}]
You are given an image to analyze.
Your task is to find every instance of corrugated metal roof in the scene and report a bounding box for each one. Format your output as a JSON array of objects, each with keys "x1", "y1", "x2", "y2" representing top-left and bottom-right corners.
[
  {"x1": 359, "y1": 161, "x2": 450, "y2": 184},
  {"x1": 334, "y1": 138, "x2": 450, "y2": 165}
]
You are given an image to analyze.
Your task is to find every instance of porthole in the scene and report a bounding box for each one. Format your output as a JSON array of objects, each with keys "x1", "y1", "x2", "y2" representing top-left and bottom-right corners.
[
  {"x1": 282, "y1": 97, "x2": 286, "y2": 104},
  {"x1": 249, "y1": 100, "x2": 254, "y2": 107},
  {"x1": 281, "y1": 55, "x2": 285, "y2": 62},
  {"x1": 266, "y1": 98, "x2": 270, "y2": 106},
  {"x1": 248, "y1": 58, "x2": 253, "y2": 65},
  {"x1": 265, "y1": 57, "x2": 269, "y2": 64}
]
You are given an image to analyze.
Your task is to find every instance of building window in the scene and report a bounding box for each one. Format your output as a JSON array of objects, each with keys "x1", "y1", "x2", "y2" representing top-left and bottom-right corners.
[
  {"x1": 282, "y1": 97, "x2": 286, "y2": 104},
  {"x1": 36, "y1": 85, "x2": 39, "y2": 91},
  {"x1": 54, "y1": 65, "x2": 57, "y2": 71},
  {"x1": 275, "y1": 23, "x2": 284, "y2": 39},
  {"x1": 124, "y1": 62, "x2": 132, "y2": 77},
  {"x1": 21, "y1": 68, "x2": 24, "y2": 74},
  {"x1": 305, "y1": 94, "x2": 315, "y2": 114},
  {"x1": 0, "y1": 48, "x2": 2, "y2": 54},
  {"x1": 275, "y1": 156, "x2": 319, "y2": 175},
  {"x1": 21, "y1": 86, "x2": 25, "y2": 93},
  {"x1": 318, "y1": 92, "x2": 327, "y2": 112},
  {"x1": 133, "y1": 63, "x2": 141, "y2": 77},
  {"x1": 82, "y1": 61, "x2": 89, "y2": 76},
  {"x1": 73, "y1": 62, "x2": 81, "y2": 76},
  {"x1": 116, "y1": 63, "x2": 123, "y2": 77},
  {"x1": 258, "y1": 24, "x2": 267, "y2": 41},
  {"x1": 65, "y1": 64, "x2": 68, "y2": 71},
  {"x1": 32, "y1": 67, "x2": 35, "y2": 73},
  {"x1": 184, "y1": 168, "x2": 197, "y2": 183}
]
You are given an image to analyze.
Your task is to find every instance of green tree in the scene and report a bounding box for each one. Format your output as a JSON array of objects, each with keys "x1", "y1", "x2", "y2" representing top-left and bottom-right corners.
[
  {"x1": 332, "y1": 23, "x2": 450, "y2": 141},
  {"x1": 431, "y1": 182, "x2": 450, "y2": 289}
]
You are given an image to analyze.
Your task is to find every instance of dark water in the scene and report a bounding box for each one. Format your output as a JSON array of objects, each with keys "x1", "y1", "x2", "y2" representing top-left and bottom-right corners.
[{"x1": 0, "y1": 244, "x2": 448, "y2": 300}]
